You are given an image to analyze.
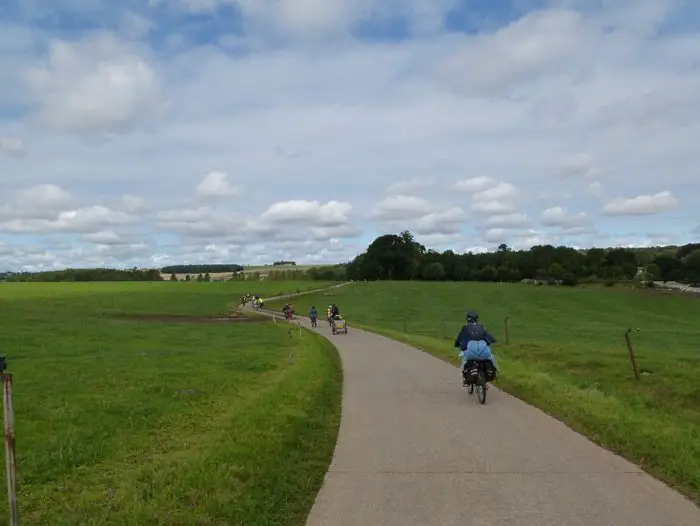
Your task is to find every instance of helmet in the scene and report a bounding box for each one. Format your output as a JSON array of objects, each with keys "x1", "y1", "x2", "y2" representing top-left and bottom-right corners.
[{"x1": 465, "y1": 311, "x2": 479, "y2": 322}]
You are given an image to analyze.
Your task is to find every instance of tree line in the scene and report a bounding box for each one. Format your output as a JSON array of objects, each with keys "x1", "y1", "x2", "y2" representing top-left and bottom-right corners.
[
  {"x1": 3, "y1": 268, "x2": 164, "y2": 282},
  {"x1": 161, "y1": 264, "x2": 244, "y2": 274},
  {"x1": 3, "y1": 235, "x2": 697, "y2": 285},
  {"x1": 342, "y1": 232, "x2": 700, "y2": 286}
]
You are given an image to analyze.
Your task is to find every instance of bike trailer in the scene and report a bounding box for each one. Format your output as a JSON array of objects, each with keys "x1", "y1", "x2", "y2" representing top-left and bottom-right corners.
[{"x1": 332, "y1": 317, "x2": 348, "y2": 334}]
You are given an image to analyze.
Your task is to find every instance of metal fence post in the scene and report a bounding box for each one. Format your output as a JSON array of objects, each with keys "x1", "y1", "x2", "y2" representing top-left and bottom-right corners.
[{"x1": 2, "y1": 370, "x2": 18, "y2": 526}]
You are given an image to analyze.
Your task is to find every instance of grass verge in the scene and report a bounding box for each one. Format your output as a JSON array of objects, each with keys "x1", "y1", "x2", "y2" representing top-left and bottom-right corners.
[
  {"x1": 0, "y1": 284, "x2": 342, "y2": 525},
  {"x1": 268, "y1": 280, "x2": 700, "y2": 504}
]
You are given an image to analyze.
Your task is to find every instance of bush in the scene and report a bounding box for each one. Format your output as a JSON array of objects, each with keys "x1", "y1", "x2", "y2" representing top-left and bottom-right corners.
[{"x1": 562, "y1": 273, "x2": 579, "y2": 286}]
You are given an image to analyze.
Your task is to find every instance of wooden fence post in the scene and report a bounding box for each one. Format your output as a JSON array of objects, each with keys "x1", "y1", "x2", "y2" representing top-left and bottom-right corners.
[
  {"x1": 504, "y1": 317, "x2": 510, "y2": 344},
  {"x1": 624, "y1": 328, "x2": 641, "y2": 381},
  {"x1": 1, "y1": 362, "x2": 19, "y2": 526}
]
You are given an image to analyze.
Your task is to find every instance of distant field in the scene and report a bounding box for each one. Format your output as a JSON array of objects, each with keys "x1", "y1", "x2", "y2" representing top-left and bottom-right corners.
[
  {"x1": 0, "y1": 280, "x2": 337, "y2": 310},
  {"x1": 0, "y1": 282, "x2": 341, "y2": 524},
  {"x1": 158, "y1": 271, "x2": 239, "y2": 281},
  {"x1": 269, "y1": 281, "x2": 700, "y2": 502},
  {"x1": 156, "y1": 264, "x2": 334, "y2": 280}
]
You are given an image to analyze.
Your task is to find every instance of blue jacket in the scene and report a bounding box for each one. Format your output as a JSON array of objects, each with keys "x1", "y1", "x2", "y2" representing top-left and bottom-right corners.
[
  {"x1": 454, "y1": 322, "x2": 496, "y2": 351},
  {"x1": 309, "y1": 308, "x2": 317, "y2": 317}
]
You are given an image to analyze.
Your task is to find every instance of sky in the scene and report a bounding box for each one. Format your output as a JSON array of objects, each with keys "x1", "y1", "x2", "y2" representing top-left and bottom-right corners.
[{"x1": 1, "y1": 0, "x2": 699, "y2": 271}]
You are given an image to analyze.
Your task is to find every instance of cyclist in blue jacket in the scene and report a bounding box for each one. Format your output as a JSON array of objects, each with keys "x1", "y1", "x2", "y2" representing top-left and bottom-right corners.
[{"x1": 454, "y1": 311, "x2": 498, "y2": 385}]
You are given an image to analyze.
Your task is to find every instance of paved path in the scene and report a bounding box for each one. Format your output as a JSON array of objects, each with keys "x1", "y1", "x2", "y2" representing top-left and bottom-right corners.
[{"x1": 289, "y1": 317, "x2": 700, "y2": 525}]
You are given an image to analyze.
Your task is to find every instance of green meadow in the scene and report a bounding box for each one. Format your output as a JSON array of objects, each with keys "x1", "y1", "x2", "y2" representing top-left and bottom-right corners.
[{"x1": 0, "y1": 281, "x2": 341, "y2": 525}]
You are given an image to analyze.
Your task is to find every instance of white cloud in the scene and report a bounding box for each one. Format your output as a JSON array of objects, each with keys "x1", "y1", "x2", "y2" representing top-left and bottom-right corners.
[
  {"x1": 12, "y1": 184, "x2": 73, "y2": 213},
  {"x1": 372, "y1": 195, "x2": 433, "y2": 221},
  {"x1": 541, "y1": 206, "x2": 589, "y2": 228},
  {"x1": 83, "y1": 230, "x2": 123, "y2": 245},
  {"x1": 195, "y1": 170, "x2": 240, "y2": 198},
  {"x1": 454, "y1": 176, "x2": 496, "y2": 192},
  {"x1": 602, "y1": 191, "x2": 680, "y2": 216},
  {"x1": 23, "y1": 32, "x2": 165, "y2": 134},
  {"x1": 472, "y1": 181, "x2": 520, "y2": 214},
  {"x1": 413, "y1": 207, "x2": 465, "y2": 235},
  {"x1": 261, "y1": 200, "x2": 352, "y2": 226}
]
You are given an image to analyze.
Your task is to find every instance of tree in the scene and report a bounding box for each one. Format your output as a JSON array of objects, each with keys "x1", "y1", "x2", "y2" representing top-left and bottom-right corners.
[
  {"x1": 204, "y1": 272, "x2": 211, "y2": 282},
  {"x1": 496, "y1": 266, "x2": 510, "y2": 282},
  {"x1": 344, "y1": 231, "x2": 698, "y2": 285},
  {"x1": 548, "y1": 263, "x2": 564, "y2": 280},
  {"x1": 645, "y1": 263, "x2": 661, "y2": 280},
  {"x1": 170, "y1": 273, "x2": 178, "y2": 281},
  {"x1": 196, "y1": 274, "x2": 204, "y2": 282},
  {"x1": 421, "y1": 262, "x2": 445, "y2": 281},
  {"x1": 478, "y1": 265, "x2": 497, "y2": 281},
  {"x1": 682, "y1": 249, "x2": 700, "y2": 282},
  {"x1": 562, "y1": 272, "x2": 578, "y2": 286},
  {"x1": 185, "y1": 274, "x2": 191, "y2": 281}
]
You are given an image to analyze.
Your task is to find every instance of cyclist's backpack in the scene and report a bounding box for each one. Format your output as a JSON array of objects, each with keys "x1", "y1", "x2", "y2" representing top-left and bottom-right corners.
[{"x1": 466, "y1": 323, "x2": 487, "y2": 341}]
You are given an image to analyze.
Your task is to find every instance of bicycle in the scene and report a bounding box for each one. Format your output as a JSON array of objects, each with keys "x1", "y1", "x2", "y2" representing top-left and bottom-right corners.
[
  {"x1": 463, "y1": 359, "x2": 496, "y2": 405},
  {"x1": 310, "y1": 315, "x2": 317, "y2": 327}
]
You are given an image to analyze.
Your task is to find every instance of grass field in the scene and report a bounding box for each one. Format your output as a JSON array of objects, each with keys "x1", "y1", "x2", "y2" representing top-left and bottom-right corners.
[
  {"x1": 0, "y1": 281, "x2": 341, "y2": 525},
  {"x1": 269, "y1": 281, "x2": 700, "y2": 502}
]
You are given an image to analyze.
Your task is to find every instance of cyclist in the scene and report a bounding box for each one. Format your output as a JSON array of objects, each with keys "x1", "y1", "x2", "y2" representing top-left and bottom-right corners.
[
  {"x1": 309, "y1": 306, "x2": 318, "y2": 327},
  {"x1": 454, "y1": 311, "x2": 498, "y2": 385},
  {"x1": 331, "y1": 303, "x2": 339, "y2": 317}
]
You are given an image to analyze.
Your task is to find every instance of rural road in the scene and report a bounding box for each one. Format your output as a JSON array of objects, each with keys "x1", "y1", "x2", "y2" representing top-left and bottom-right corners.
[{"x1": 288, "y1": 318, "x2": 700, "y2": 525}]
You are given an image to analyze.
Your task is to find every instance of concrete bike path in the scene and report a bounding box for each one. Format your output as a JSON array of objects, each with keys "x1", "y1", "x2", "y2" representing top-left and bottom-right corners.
[{"x1": 295, "y1": 319, "x2": 700, "y2": 525}]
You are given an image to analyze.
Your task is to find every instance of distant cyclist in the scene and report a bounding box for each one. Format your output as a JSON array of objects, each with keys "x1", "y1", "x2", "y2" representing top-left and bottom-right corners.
[
  {"x1": 309, "y1": 306, "x2": 318, "y2": 327},
  {"x1": 454, "y1": 311, "x2": 498, "y2": 386}
]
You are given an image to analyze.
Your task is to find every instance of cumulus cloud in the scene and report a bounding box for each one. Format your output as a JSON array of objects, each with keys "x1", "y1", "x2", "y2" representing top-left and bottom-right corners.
[
  {"x1": 413, "y1": 207, "x2": 465, "y2": 235},
  {"x1": 541, "y1": 206, "x2": 589, "y2": 228},
  {"x1": 195, "y1": 170, "x2": 240, "y2": 198},
  {"x1": 261, "y1": 200, "x2": 352, "y2": 226},
  {"x1": 372, "y1": 195, "x2": 433, "y2": 221},
  {"x1": 454, "y1": 177, "x2": 496, "y2": 192},
  {"x1": 23, "y1": 32, "x2": 165, "y2": 134},
  {"x1": 602, "y1": 191, "x2": 680, "y2": 216},
  {"x1": 472, "y1": 181, "x2": 520, "y2": 214}
]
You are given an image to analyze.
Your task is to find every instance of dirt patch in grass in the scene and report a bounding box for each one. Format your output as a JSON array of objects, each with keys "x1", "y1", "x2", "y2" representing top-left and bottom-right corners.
[{"x1": 115, "y1": 312, "x2": 268, "y2": 323}]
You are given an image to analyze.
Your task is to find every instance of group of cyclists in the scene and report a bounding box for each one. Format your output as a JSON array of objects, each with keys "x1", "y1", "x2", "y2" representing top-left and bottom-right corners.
[
  {"x1": 247, "y1": 293, "x2": 499, "y2": 387},
  {"x1": 241, "y1": 294, "x2": 264, "y2": 310},
  {"x1": 307, "y1": 303, "x2": 341, "y2": 328}
]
